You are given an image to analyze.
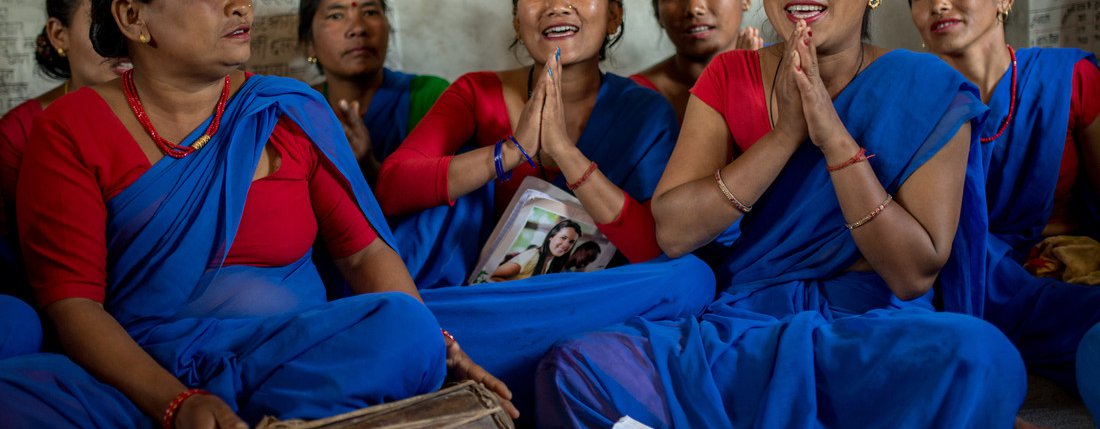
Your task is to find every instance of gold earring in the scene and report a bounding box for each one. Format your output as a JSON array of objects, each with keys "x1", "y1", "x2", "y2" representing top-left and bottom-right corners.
[
  {"x1": 139, "y1": 34, "x2": 149, "y2": 43},
  {"x1": 306, "y1": 56, "x2": 318, "y2": 64},
  {"x1": 867, "y1": 0, "x2": 880, "y2": 9},
  {"x1": 56, "y1": 47, "x2": 66, "y2": 57}
]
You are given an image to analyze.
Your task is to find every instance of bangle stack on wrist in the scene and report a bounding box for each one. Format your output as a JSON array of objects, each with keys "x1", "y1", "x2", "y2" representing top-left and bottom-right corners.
[{"x1": 493, "y1": 135, "x2": 536, "y2": 181}]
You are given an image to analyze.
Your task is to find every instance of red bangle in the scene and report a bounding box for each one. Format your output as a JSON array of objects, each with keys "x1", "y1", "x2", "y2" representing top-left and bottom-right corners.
[
  {"x1": 441, "y1": 328, "x2": 456, "y2": 345},
  {"x1": 567, "y1": 162, "x2": 598, "y2": 191},
  {"x1": 162, "y1": 388, "x2": 210, "y2": 429},
  {"x1": 827, "y1": 147, "x2": 876, "y2": 172}
]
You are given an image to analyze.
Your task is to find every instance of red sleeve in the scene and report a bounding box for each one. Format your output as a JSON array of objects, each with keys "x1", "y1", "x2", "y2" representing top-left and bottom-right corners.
[
  {"x1": 307, "y1": 137, "x2": 379, "y2": 260},
  {"x1": 0, "y1": 100, "x2": 41, "y2": 224},
  {"x1": 595, "y1": 191, "x2": 662, "y2": 262},
  {"x1": 376, "y1": 73, "x2": 483, "y2": 216},
  {"x1": 18, "y1": 104, "x2": 109, "y2": 307},
  {"x1": 1071, "y1": 59, "x2": 1100, "y2": 130},
  {"x1": 630, "y1": 74, "x2": 659, "y2": 92},
  {"x1": 690, "y1": 51, "x2": 770, "y2": 153}
]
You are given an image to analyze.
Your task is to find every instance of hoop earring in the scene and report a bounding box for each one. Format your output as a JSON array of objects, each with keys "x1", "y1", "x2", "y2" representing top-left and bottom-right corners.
[
  {"x1": 868, "y1": 0, "x2": 880, "y2": 9},
  {"x1": 56, "y1": 47, "x2": 66, "y2": 57}
]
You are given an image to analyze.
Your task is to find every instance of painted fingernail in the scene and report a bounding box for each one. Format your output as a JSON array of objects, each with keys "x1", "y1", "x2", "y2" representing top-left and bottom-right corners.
[
  {"x1": 548, "y1": 66, "x2": 553, "y2": 77},
  {"x1": 555, "y1": 47, "x2": 561, "y2": 61},
  {"x1": 803, "y1": 37, "x2": 809, "y2": 46},
  {"x1": 808, "y1": 29, "x2": 813, "y2": 37},
  {"x1": 796, "y1": 65, "x2": 802, "y2": 72}
]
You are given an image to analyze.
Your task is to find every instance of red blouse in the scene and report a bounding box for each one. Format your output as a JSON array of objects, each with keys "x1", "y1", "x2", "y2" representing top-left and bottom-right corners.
[
  {"x1": 18, "y1": 87, "x2": 376, "y2": 307},
  {"x1": 1055, "y1": 59, "x2": 1100, "y2": 200},
  {"x1": 0, "y1": 99, "x2": 42, "y2": 238},
  {"x1": 377, "y1": 71, "x2": 662, "y2": 262},
  {"x1": 690, "y1": 51, "x2": 772, "y2": 153}
]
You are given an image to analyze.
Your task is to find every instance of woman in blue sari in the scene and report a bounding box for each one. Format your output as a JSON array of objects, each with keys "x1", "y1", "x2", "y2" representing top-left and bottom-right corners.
[
  {"x1": 297, "y1": 0, "x2": 448, "y2": 185},
  {"x1": 374, "y1": 0, "x2": 715, "y2": 419},
  {"x1": 0, "y1": 0, "x2": 516, "y2": 426},
  {"x1": 535, "y1": 2, "x2": 1026, "y2": 427},
  {"x1": 909, "y1": 0, "x2": 1100, "y2": 414}
]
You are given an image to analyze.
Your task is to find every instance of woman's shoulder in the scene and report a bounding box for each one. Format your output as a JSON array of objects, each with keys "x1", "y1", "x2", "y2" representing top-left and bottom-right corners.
[
  {"x1": 36, "y1": 87, "x2": 114, "y2": 129},
  {"x1": 604, "y1": 73, "x2": 676, "y2": 118},
  {"x1": 0, "y1": 99, "x2": 42, "y2": 130},
  {"x1": 452, "y1": 70, "x2": 504, "y2": 89},
  {"x1": 873, "y1": 49, "x2": 958, "y2": 76}
]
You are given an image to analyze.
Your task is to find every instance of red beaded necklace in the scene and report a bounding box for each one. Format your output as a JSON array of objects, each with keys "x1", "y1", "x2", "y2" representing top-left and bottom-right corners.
[
  {"x1": 122, "y1": 69, "x2": 231, "y2": 159},
  {"x1": 980, "y1": 44, "x2": 1016, "y2": 143}
]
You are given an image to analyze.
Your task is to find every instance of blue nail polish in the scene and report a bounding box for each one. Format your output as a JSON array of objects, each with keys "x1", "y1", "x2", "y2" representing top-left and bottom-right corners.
[
  {"x1": 555, "y1": 47, "x2": 561, "y2": 61},
  {"x1": 548, "y1": 66, "x2": 553, "y2": 77}
]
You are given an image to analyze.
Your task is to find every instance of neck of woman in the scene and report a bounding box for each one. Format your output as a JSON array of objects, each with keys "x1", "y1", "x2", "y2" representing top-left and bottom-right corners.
[
  {"x1": 127, "y1": 64, "x2": 236, "y2": 126},
  {"x1": 813, "y1": 41, "x2": 869, "y2": 98},
  {"x1": 657, "y1": 49, "x2": 722, "y2": 89},
  {"x1": 325, "y1": 68, "x2": 385, "y2": 108},
  {"x1": 936, "y1": 32, "x2": 1011, "y2": 103}
]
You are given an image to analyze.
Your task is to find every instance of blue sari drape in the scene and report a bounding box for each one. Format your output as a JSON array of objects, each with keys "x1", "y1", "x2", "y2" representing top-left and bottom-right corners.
[
  {"x1": 537, "y1": 51, "x2": 1025, "y2": 428},
  {"x1": 363, "y1": 68, "x2": 414, "y2": 161},
  {"x1": 398, "y1": 73, "x2": 715, "y2": 419},
  {"x1": 977, "y1": 48, "x2": 1100, "y2": 389},
  {"x1": 0, "y1": 75, "x2": 445, "y2": 426}
]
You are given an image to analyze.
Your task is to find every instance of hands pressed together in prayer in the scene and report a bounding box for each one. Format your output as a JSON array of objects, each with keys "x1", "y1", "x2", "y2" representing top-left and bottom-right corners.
[
  {"x1": 773, "y1": 20, "x2": 851, "y2": 154},
  {"x1": 511, "y1": 47, "x2": 581, "y2": 170}
]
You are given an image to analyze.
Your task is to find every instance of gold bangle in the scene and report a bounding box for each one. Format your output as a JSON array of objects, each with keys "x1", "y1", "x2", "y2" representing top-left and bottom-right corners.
[
  {"x1": 846, "y1": 194, "x2": 893, "y2": 231},
  {"x1": 715, "y1": 169, "x2": 752, "y2": 213}
]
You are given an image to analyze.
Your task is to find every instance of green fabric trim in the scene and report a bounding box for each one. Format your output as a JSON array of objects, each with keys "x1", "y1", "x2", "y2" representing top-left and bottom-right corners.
[{"x1": 407, "y1": 75, "x2": 449, "y2": 131}]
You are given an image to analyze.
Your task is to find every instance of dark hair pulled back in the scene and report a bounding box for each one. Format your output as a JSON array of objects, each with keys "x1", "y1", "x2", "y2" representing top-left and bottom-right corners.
[{"x1": 35, "y1": 0, "x2": 84, "y2": 79}]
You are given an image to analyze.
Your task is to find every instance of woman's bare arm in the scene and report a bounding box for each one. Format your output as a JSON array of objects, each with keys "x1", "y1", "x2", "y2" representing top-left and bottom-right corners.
[{"x1": 46, "y1": 298, "x2": 245, "y2": 428}]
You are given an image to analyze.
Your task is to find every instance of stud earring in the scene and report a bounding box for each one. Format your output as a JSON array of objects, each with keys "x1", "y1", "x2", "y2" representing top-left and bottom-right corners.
[
  {"x1": 307, "y1": 56, "x2": 318, "y2": 64},
  {"x1": 139, "y1": 34, "x2": 149, "y2": 43},
  {"x1": 868, "y1": 0, "x2": 880, "y2": 9},
  {"x1": 56, "y1": 47, "x2": 66, "y2": 57}
]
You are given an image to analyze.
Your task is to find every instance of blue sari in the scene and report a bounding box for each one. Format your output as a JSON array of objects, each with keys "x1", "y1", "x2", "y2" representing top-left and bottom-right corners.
[
  {"x1": 977, "y1": 48, "x2": 1100, "y2": 389},
  {"x1": 536, "y1": 51, "x2": 1025, "y2": 428},
  {"x1": 393, "y1": 73, "x2": 715, "y2": 419},
  {"x1": 0, "y1": 75, "x2": 445, "y2": 426}
]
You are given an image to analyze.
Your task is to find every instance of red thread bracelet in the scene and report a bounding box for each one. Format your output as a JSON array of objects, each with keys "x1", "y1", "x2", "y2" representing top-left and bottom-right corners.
[
  {"x1": 162, "y1": 388, "x2": 210, "y2": 429},
  {"x1": 567, "y1": 162, "x2": 598, "y2": 191},
  {"x1": 827, "y1": 147, "x2": 876, "y2": 172}
]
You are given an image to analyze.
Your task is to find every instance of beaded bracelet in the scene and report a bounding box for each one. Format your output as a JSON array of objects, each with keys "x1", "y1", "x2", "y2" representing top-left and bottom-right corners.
[
  {"x1": 846, "y1": 194, "x2": 893, "y2": 231},
  {"x1": 567, "y1": 162, "x2": 599, "y2": 191},
  {"x1": 441, "y1": 328, "x2": 457, "y2": 345},
  {"x1": 715, "y1": 169, "x2": 752, "y2": 213},
  {"x1": 162, "y1": 388, "x2": 210, "y2": 429},
  {"x1": 827, "y1": 147, "x2": 876, "y2": 172}
]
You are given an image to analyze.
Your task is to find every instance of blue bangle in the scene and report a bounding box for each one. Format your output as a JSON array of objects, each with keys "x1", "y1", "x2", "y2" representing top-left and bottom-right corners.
[
  {"x1": 494, "y1": 139, "x2": 510, "y2": 181},
  {"x1": 509, "y1": 136, "x2": 536, "y2": 168}
]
